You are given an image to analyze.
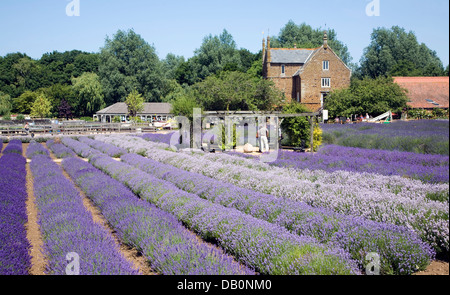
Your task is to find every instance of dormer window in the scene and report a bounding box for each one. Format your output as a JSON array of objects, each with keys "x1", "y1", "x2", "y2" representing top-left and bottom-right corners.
[{"x1": 323, "y1": 60, "x2": 329, "y2": 71}]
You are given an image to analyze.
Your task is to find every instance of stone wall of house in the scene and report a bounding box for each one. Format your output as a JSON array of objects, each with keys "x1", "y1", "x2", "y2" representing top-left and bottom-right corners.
[
  {"x1": 299, "y1": 47, "x2": 351, "y2": 111},
  {"x1": 265, "y1": 63, "x2": 302, "y2": 102}
]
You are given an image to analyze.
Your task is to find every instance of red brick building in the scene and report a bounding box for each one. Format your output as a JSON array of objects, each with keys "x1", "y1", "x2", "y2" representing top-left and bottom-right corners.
[
  {"x1": 393, "y1": 77, "x2": 449, "y2": 110},
  {"x1": 263, "y1": 32, "x2": 352, "y2": 111}
]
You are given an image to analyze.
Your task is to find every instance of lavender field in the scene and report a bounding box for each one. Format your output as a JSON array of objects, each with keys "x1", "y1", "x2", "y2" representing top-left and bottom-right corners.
[
  {"x1": 0, "y1": 119, "x2": 448, "y2": 275},
  {"x1": 321, "y1": 120, "x2": 449, "y2": 155}
]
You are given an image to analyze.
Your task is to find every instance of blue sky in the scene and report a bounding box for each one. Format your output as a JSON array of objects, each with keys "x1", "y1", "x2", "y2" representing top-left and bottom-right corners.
[{"x1": 0, "y1": 0, "x2": 449, "y2": 66}]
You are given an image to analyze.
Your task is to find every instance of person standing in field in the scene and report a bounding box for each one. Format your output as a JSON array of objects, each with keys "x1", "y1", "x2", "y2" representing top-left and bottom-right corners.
[{"x1": 258, "y1": 123, "x2": 269, "y2": 153}]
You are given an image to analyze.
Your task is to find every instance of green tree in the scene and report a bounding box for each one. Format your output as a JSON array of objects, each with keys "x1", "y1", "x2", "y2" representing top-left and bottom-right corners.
[
  {"x1": 193, "y1": 71, "x2": 282, "y2": 112},
  {"x1": 360, "y1": 26, "x2": 445, "y2": 78},
  {"x1": 0, "y1": 91, "x2": 13, "y2": 116},
  {"x1": 38, "y1": 84, "x2": 77, "y2": 117},
  {"x1": 281, "y1": 103, "x2": 314, "y2": 148},
  {"x1": 162, "y1": 53, "x2": 186, "y2": 80},
  {"x1": 271, "y1": 20, "x2": 353, "y2": 66},
  {"x1": 325, "y1": 76, "x2": 409, "y2": 118},
  {"x1": 125, "y1": 89, "x2": 145, "y2": 118},
  {"x1": 30, "y1": 94, "x2": 52, "y2": 118},
  {"x1": 13, "y1": 90, "x2": 39, "y2": 114},
  {"x1": 72, "y1": 72, "x2": 105, "y2": 117},
  {"x1": 98, "y1": 29, "x2": 165, "y2": 105},
  {"x1": 190, "y1": 29, "x2": 242, "y2": 82}
]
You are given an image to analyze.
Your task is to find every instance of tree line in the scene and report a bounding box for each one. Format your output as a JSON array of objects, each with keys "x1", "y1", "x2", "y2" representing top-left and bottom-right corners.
[{"x1": 1, "y1": 21, "x2": 448, "y2": 120}]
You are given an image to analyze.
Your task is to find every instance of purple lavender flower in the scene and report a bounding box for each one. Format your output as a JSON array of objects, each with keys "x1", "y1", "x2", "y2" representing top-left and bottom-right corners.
[
  {"x1": 46, "y1": 140, "x2": 76, "y2": 159},
  {"x1": 26, "y1": 141, "x2": 51, "y2": 160},
  {"x1": 93, "y1": 135, "x2": 448, "y2": 260},
  {"x1": 88, "y1": 153, "x2": 361, "y2": 275},
  {"x1": 120, "y1": 152, "x2": 435, "y2": 274},
  {"x1": 0, "y1": 151, "x2": 32, "y2": 275},
  {"x1": 62, "y1": 156, "x2": 255, "y2": 275},
  {"x1": 30, "y1": 154, "x2": 139, "y2": 275},
  {"x1": 3, "y1": 139, "x2": 23, "y2": 155},
  {"x1": 78, "y1": 136, "x2": 126, "y2": 158}
]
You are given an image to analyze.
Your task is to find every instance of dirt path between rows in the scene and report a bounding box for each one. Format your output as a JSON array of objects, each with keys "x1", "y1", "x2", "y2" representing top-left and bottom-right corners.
[{"x1": 23, "y1": 143, "x2": 48, "y2": 275}]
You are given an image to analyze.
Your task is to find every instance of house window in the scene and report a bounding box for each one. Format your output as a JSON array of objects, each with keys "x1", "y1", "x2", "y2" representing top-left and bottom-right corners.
[
  {"x1": 323, "y1": 60, "x2": 329, "y2": 70},
  {"x1": 321, "y1": 78, "x2": 331, "y2": 88},
  {"x1": 281, "y1": 65, "x2": 286, "y2": 75}
]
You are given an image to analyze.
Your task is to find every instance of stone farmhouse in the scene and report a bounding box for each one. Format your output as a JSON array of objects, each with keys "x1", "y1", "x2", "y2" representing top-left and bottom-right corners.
[{"x1": 262, "y1": 31, "x2": 352, "y2": 111}]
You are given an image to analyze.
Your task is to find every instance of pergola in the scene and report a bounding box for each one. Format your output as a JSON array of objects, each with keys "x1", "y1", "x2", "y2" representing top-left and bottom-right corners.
[{"x1": 199, "y1": 109, "x2": 323, "y2": 151}]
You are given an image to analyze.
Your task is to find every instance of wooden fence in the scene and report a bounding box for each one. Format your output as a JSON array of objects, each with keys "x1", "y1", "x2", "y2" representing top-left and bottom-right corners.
[{"x1": 0, "y1": 122, "x2": 157, "y2": 137}]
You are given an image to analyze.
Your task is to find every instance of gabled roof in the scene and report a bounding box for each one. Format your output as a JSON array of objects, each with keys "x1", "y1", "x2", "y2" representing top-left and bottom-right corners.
[
  {"x1": 393, "y1": 77, "x2": 449, "y2": 109},
  {"x1": 269, "y1": 48, "x2": 319, "y2": 64},
  {"x1": 96, "y1": 102, "x2": 173, "y2": 115}
]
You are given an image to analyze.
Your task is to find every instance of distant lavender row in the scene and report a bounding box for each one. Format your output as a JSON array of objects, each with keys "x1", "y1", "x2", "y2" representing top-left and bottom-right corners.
[
  {"x1": 46, "y1": 140, "x2": 76, "y2": 159},
  {"x1": 140, "y1": 133, "x2": 174, "y2": 145},
  {"x1": 322, "y1": 120, "x2": 450, "y2": 139},
  {"x1": 62, "y1": 156, "x2": 254, "y2": 275},
  {"x1": 30, "y1": 154, "x2": 139, "y2": 275},
  {"x1": 95, "y1": 135, "x2": 449, "y2": 257},
  {"x1": 26, "y1": 141, "x2": 50, "y2": 160},
  {"x1": 121, "y1": 152, "x2": 434, "y2": 274},
  {"x1": 61, "y1": 137, "x2": 103, "y2": 159},
  {"x1": 271, "y1": 146, "x2": 449, "y2": 184},
  {"x1": 78, "y1": 136, "x2": 126, "y2": 158},
  {"x1": 88, "y1": 153, "x2": 360, "y2": 275},
  {"x1": 3, "y1": 139, "x2": 23, "y2": 155},
  {"x1": 321, "y1": 120, "x2": 449, "y2": 155},
  {"x1": 0, "y1": 152, "x2": 32, "y2": 275}
]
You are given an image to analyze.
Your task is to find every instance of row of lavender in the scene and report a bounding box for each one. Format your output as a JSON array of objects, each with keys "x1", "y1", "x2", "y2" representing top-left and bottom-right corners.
[
  {"x1": 121, "y1": 153, "x2": 434, "y2": 274},
  {"x1": 95, "y1": 134, "x2": 449, "y2": 260},
  {"x1": 67, "y1": 137, "x2": 440, "y2": 275},
  {"x1": 47, "y1": 138, "x2": 255, "y2": 275},
  {"x1": 0, "y1": 140, "x2": 32, "y2": 275},
  {"x1": 62, "y1": 156, "x2": 253, "y2": 275},
  {"x1": 61, "y1": 137, "x2": 360, "y2": 275},
  {"x1": 77, "y1": 136, "x2": 435, "y2": 274},
  {"x1": 271, "y1": 145, "x2": 449, "y2": 184},
  {"x1": 26, "y1": 141, "x2": 139, "y2": 275},
  {"x1": 321, "y1": 120, "x2": 449, "y2": 155},
  {"x1": 142, "y1": 132, "x2": 449, "y2": 184}
]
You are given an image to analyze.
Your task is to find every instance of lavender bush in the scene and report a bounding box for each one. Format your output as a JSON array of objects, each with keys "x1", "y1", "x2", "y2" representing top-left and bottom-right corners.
[
  {"x1": 78, "y1": 136, "x2": 126, "y2": 158},
  {"x1": 26, "y1": 141, "x2": 50, "y2": 160},
  {"x1": 140, "y1": 133, "x2": 174, "y2": 145},
  {"x1": 95, "y1": 135, "x2": 449, "y2": 258},
  {"x1": 3, "y1": 139, "x2": 23, "y2": 155},
  {"x1": 46, "y1": 140, "x2": 76, "y2": 159},
  {"x1": 62, "y1": 157, "x2": 254, "y2": 275},
  {"x1": 121, "y1": 152, "x2": 434, "y2": 274},
  {"x1": 30, "y1": 154, "x2": 139, "y2": 275},
  {"x1": 61, "y1": 137, "x2": 102, "y2": 159},
  {"x1": 88, "y1": 153, "x2": 361, "y2": 275},
  {"x1": 271, "y1": 146, "x2": 449, "y2": 184},
  {"x1": 0, "y1": 152, "x2": 32, "y2": 275},
  {"x1": 321, "y1": 120, "x2": 449, "y2": 155}
]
